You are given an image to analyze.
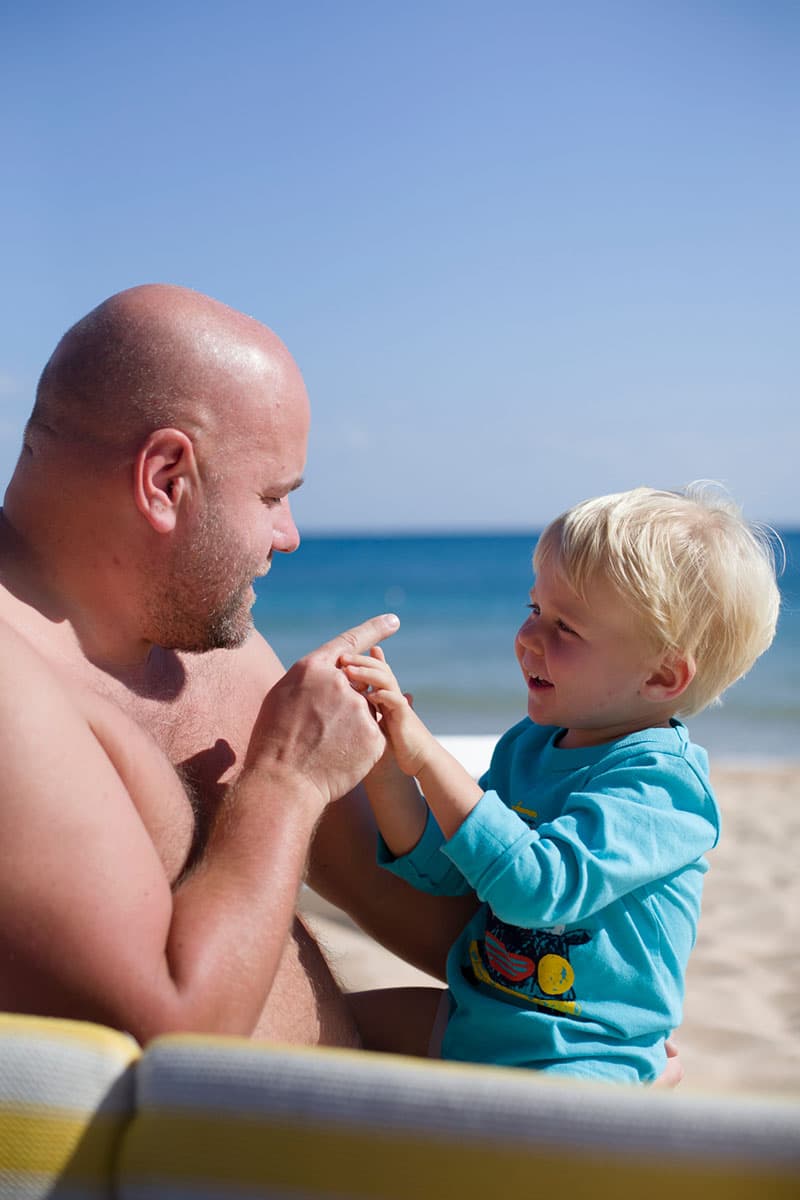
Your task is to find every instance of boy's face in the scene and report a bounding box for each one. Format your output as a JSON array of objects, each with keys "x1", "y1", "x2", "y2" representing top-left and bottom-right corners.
[{"x1": 514, "y1": 561, "x2": 669, "y2": 748}]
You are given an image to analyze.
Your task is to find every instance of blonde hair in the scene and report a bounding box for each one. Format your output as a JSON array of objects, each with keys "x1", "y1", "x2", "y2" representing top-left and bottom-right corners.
[{"x1": 533, "y1": 483, "x2": 781, "y2": 716}]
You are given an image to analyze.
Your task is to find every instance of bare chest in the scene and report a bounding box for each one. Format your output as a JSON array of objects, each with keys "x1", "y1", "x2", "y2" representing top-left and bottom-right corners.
[
  {"x1": 74, "y1": 686, "x2": 197, "y2": 883},
  {"x1": 0, "y1": 586, "x2": 281, "y2": 881},
  {"x1": 69, "y1": 645, "x2": 275, "y2": 879}
]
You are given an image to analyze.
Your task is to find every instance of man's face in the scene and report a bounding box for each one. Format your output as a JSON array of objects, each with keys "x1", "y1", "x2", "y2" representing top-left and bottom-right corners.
[
  {"x1": 147, "y1": 377, "x2": 309, "y2": 653},
  {"x1": 160, "y1": 498, "x2": 269, "y2": 652}
]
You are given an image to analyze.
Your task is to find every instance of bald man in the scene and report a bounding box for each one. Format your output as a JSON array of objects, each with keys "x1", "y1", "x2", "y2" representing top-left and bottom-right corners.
[{"x1": 0, "y1": 284, "x2": 475, "y2": 1047}]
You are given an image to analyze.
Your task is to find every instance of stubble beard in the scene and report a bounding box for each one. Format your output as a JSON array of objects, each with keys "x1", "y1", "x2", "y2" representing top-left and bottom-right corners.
[{"x1": 146, "y1": 507, "x2": 259, "y2": 654}]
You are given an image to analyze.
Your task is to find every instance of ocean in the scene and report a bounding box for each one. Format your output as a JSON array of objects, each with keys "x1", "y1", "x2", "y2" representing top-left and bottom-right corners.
[{"x1": 254, "y1": 529, "x2": 800, "y2": 763}]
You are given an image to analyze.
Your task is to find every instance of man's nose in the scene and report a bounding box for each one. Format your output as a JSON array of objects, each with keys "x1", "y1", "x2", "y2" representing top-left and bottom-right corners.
[{"x1": 273, "y1": 498, "x2": 301, "y2": 554}]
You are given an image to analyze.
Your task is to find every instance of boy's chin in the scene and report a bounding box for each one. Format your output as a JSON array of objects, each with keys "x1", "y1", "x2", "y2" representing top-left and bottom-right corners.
[{"x1": 526, "y1": 705, "x2": 560, "y2": 729}]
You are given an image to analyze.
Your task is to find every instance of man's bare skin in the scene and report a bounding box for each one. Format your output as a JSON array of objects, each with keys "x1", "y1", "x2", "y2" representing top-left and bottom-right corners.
[{"x1": 0, "y1": 283, "x2": 415, "y2": 1047}]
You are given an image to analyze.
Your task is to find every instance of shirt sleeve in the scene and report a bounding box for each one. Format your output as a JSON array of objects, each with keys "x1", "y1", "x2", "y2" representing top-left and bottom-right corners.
[
  {"x1": 440, "y1": 756, "x2": 719, "y2": 926},
  {"x1": 377, "y1": 808, "x2": 474, "y2": 896}
]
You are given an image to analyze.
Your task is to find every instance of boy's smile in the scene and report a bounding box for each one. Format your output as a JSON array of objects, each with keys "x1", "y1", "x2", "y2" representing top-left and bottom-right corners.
[{"x1": 515, "y1": 562, "x2": 676, "y2": 749}]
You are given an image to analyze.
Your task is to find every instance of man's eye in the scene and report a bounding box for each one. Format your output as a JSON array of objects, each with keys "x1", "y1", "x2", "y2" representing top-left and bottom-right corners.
[{"x1": 261, "y1": 495, "x2": 283, "y2": 508}]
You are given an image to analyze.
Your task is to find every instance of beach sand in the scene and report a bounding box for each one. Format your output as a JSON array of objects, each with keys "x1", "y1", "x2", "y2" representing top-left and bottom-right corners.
[{"x1": 299, "y1": 745, "x2": 800, "y2": 1097}]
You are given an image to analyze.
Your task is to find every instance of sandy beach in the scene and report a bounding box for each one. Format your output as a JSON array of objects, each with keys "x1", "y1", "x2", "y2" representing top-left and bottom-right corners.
[{"x1": 300, "y1": 742, "x2": 800, "y2": 1097}]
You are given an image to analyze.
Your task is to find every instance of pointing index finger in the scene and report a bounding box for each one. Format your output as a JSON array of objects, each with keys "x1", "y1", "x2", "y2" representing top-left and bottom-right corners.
[{"x1": 322, "y1": 613, "x2": 400, "y2": 663}]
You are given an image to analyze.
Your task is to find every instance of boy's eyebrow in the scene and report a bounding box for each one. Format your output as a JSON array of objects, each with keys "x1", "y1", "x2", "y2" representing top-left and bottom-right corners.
[{"x1": 532, "y1": 580, "x2": 590, "y2": 627}]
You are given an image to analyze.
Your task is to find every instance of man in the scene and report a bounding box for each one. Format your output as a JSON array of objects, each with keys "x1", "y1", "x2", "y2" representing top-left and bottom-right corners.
[{"x1": 0, "y1": 283, "x2": 470, "y2": 1047}]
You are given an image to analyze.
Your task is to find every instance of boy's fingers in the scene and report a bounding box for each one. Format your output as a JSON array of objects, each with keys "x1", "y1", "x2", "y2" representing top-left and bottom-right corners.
[
  {"x1": 340, "y1": 652, "x2": 378, "y2": 669},
  {"x1": 344, "y1": 663, "x2": 398, "y2": 690},
  {"x1": 369, "y1": 688, "x2": 408, "y2": 710}
]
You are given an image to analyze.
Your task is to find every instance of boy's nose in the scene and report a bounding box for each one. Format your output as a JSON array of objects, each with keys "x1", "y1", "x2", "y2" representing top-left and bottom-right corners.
[{"x1": 517, "y1": 616, "x2": 541, "y2": 650}]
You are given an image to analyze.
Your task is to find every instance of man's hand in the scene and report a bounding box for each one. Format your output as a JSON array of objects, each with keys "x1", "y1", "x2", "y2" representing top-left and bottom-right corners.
[
  {"x1": 245, "y1": 615, "x2": 401, "y2": 810},
  {"x1": 340, "y1": 646, "x2": 434, "y2": 777}
]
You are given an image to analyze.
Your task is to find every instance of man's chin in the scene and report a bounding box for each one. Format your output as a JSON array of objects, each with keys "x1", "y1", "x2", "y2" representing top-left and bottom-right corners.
[
  {"x1": 209, "y1": 612, "x2": 254, "y2": 651},
  {"x1": 180, "y1": 609, "x2": 254, "y2": 654}
]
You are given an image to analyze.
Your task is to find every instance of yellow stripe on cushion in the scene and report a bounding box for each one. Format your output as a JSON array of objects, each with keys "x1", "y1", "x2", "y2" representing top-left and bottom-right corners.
[
  {"x1": 121, "y1": 1115, "x2": 798, "y2": 1200},
  {"x1": 0, "y1": 1107, "x2": 128, "y2": 1182}
]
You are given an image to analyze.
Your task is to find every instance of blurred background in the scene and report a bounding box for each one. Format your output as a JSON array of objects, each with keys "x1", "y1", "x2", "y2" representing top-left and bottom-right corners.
[
  {"x1": 3, "y1": 1, "x2": 797, "y2": 753},
  {"x1": 2, "y1": 1, "x2": 797, "y2": 530}
]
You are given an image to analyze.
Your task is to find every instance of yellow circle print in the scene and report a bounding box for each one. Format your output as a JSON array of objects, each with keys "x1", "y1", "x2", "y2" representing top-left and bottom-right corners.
[{"x1": 537, "y1": 954, "x2": 574, "y2": 996}]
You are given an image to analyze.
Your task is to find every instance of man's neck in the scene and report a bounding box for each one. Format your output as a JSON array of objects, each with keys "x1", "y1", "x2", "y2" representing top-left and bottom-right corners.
[{"x1": 0, "y1": 506, "x2": 154, "y2": 674}]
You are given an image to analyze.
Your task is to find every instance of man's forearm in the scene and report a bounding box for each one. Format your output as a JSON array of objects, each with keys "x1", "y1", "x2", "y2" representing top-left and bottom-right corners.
[
  {"x1": 156, "y1": 614, "x2": 399, "y2": 1040},
  {"x1": 154, "y1": 765, "x2": 324, "y2": 1041}
]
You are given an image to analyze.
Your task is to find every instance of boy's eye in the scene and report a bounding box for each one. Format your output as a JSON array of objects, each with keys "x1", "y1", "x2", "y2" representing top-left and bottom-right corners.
[
  {"x1": 527, "y1": 602, "x2": 540, "y2": 615},
  {"x1": 556, "y1": 618, "x2": 576, "y2": 635}
]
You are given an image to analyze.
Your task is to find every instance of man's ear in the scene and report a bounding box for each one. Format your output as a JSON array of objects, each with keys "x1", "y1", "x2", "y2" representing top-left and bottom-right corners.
[
  {"x1": 133, "y1": 429, "x2": 198, "y2": 534},
  {"x1": 643, "y1": 651, "x2": 696, "y2": 703}
]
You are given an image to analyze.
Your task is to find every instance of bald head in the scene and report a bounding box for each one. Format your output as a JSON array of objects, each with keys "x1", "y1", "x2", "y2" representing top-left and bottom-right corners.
[{"x1": 29, "y1": 284, "x2": 304, "y2": 461}]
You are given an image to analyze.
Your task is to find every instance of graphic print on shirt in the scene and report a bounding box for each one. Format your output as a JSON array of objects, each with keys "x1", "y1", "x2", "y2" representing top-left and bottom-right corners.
[{"x1": 463, "y1": 911, "x2": 592, "y2": 1016}]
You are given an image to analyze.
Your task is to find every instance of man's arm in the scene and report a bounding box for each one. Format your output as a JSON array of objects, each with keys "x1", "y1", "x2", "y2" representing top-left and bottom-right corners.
[
  {"x1": 0, "y1": 615, "x2": 397, "y2": 1043},
  {"x1": 309, "y1": 784, "x2": 480, "y2": 980}
]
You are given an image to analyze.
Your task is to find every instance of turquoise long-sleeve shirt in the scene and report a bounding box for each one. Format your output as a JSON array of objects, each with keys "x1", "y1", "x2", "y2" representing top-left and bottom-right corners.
[{"x1": 379, "y1": 719, "x2": 720, "y2": 1083}]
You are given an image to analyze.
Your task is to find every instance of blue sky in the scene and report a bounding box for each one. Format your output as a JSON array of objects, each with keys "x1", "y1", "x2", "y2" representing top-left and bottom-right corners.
[{"x1": 2, "y1": 1, "x2": 797, "y2": 531}]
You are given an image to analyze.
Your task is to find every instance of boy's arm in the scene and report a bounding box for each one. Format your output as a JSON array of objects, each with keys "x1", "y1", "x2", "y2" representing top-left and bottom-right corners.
[
  {"x1": 341, "y1": 648, "x2": 483, "y2": 843},
  {"x1": 340, "y1": 658, "x2": 717, "y2": 929},
  {"x1": 361, "y1": 748, "x2": 429, "y2": 858},
  {"x1": 442, "y1": 760, "x2": 719, "y2": 927}
]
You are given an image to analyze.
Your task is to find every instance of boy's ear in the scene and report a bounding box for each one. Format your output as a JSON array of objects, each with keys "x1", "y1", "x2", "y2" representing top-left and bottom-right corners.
[
  {"x1": 643, "y1": 651, "x2": 696, "y2": 703},
  {"x1": 133, "y1": 429, "x2": 198, "y2": 534}
]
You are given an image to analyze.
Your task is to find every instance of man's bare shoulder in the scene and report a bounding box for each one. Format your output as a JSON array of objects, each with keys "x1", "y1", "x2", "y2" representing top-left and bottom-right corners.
[
  {"x1": 0, "y1": 609, "x2": 69, "y2": 697},
  {"x1": 0, "y1": 606, "x2": 191, "y2": 1028},
  {"x1": 0, "y1": 611, "x2": 36, "y2": 676},
  {"x1": 0, "y1": 573, "x2": 61, "y2": 657}
]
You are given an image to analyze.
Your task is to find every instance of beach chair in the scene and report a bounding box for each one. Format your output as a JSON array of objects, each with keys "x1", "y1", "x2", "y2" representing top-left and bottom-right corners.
[{"x1": 1, "y1": 1012, "x2": 798, "y2": 1199}]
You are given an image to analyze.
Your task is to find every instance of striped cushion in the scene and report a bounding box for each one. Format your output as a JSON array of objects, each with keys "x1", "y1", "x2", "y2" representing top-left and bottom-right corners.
[
  {"x1": 0, "y1": 1014, "x2": 138, "y2": 1200},
  {"x1": 120, "y1": 1034, "x2": 800, "y2": 1200}
]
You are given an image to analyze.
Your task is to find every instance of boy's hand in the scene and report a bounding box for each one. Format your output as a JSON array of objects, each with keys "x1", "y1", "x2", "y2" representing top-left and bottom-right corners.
[{"x1": 340, "y1": 647, "x2": 433, "y2": 777}]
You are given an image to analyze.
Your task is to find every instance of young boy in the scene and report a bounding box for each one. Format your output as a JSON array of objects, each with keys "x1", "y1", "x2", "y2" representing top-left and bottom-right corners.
[{"x1": 340, "y1": 485, "x2": 780, "y2": 1083}]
